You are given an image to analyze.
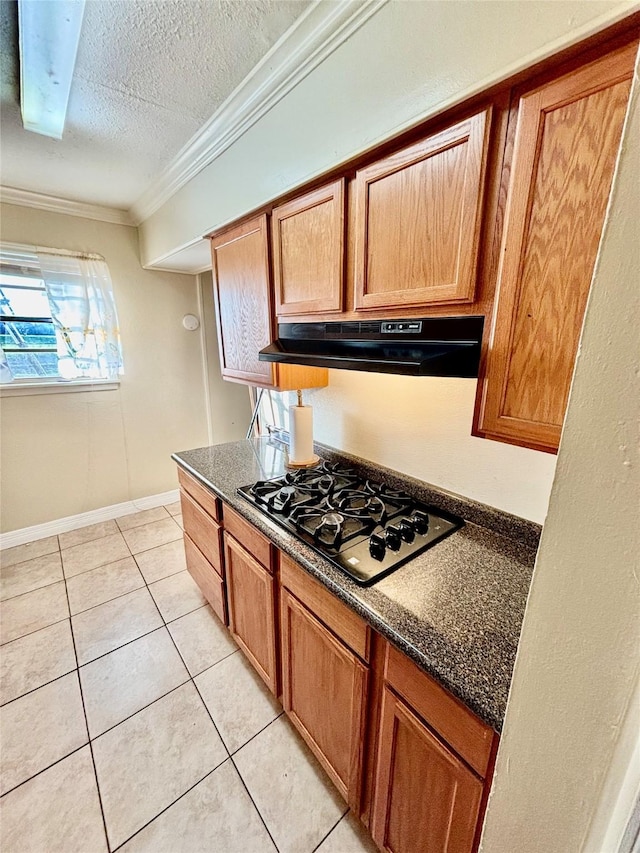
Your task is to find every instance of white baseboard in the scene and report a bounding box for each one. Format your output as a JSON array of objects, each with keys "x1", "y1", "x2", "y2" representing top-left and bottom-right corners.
[{"x1": 0, "y1": 489, "x2": 180, "y2": 550}]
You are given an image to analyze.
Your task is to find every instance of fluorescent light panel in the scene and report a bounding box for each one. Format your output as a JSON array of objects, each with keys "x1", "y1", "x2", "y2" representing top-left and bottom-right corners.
[{"x1": 18, "y1": 0, "x2": 86, "y2": 139}]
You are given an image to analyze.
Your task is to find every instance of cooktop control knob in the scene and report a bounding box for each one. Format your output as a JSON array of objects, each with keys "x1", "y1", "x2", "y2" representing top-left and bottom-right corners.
[
  {"x1": 399, "y1": 520, "x2": 415, "y2": 542},
  {"x1": 369, "y1": 533, "x2": 386, "y2": 561},
  {"x1": 385, "y1": 525, "x2": 402, "y2": 551},
  {"x1": 410, "y1": 511, "x2": 429, "y2": 534}
]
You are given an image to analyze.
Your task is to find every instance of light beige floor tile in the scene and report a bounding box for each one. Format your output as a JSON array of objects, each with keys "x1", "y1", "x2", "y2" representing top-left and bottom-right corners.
[
  {"x1": 195, "y1": 651, "x2": 280, "y2": 752},
  {"x1": 164, "y1": 501, "x2": 182, "y2": 517},
  {"x1": 234, "y1": 716, "x2": 346, "y2": 853},
  {"x1": 316, "y1": 812, "x2": 379, "y2": 853},
  {"x1": 0, "y1": 581, "x2": 69, "y2": 645},
  {"x1": 148, "y1": 570, "x2": 206, "y2": 622},
  {"x1": 174, "y1": 514, "x2": 184, "y2": 529},
  {"x1": 80, "y1": 627, "x2": 189, "y2": 737},
  {"x1": 117, "y1": 506, "x2": 171, "y2": 531},
  {"x1": 0, "y1": 746, "x2": 108, "y2": 853},
  {"x1": 62, "y1": 532, "x2": 130, "y2": 579},
  {"x1": 0, "y1": 551, "x2": 63, "y2": 601},
  {"x1": 0, "y1": 619, "x2": 76, "y2": 705},
  {"x1": 93, "y1": 681, "x2": 227, "y2": 850},
  {"x1": 66, "y1": 556, "x2": 144, "y2": 615},
  {"x1": 59, "y1": 519, "x2": 119, "y2": 550},
  {"x1": 0, "y1": 672, "x2": 87, "y2": 795},
  {"x1": 134, "y1": 539, "x2": 186, "y2": 584},
  {"x1": 0, "y1": 535, "x2": 59, "y2": 569},
  {"x1": 121, "y1": 518, "x2": 182, "y2": 555},
  {"x1": 167, "y1": 605, "x2": 236, "y2": 676},
  {"x1": 72, "y1": 587, "x2": 163, "y2": 665},
  {"x1": 120, "y1": 760, "x2": 276, "y2": 853}
]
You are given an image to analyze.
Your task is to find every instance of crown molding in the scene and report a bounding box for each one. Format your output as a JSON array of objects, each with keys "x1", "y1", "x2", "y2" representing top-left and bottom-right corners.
[
  {"x1": 0, "y1": 186, "x2": 133, "y2": 225},
  {"x1": 129, "y1": 0, "x2": 388, "y2": 226}
]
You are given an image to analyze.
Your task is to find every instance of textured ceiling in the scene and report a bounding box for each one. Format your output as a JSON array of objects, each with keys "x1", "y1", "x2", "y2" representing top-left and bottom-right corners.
[{"x1": 0, "y1": 0, "x2": 310, "y2": 210}]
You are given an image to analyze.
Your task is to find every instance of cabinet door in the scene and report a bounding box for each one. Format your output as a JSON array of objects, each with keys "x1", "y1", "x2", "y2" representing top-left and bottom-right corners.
[
  {"x1": 280, "y1": 588, "x2": 368, "y2": 809},
  {"x1": 210, "y1": 215, "x2": 275, "y2": 388},
  {"x1": 273, "y1": 180, "x2": 345, "y2": 316},
  {"x1": 476, "y1": 43, "x2": 635, "y2": 452},
  {"x1": 224, "y1": 533, "x2": 278, "y2": 694},
  {"x1": 183, "y1": 534, "x2": 227, "y2": 626},
  {"x1": 354, "y1": 109, "x2": 491, "y2": 310},
  {"x1": 372, "y1": 686, "x2": 483, "y2": 853}
]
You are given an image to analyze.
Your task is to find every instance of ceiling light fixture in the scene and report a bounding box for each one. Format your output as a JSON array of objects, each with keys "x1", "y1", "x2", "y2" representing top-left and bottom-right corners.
[{"x1": 18, "y1": 0, "x2": 86, "y2": 139}]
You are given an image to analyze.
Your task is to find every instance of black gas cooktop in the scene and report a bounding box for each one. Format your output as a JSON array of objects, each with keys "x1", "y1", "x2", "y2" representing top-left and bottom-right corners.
[{"x1": 238, "y1": 461, "x2": 463, "y2": 585}]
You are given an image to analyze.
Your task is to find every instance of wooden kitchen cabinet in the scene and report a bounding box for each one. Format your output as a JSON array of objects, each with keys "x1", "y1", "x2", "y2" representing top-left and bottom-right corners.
[
  {"x1": 272, "y1": 179, "x2": 345, "y2": 316},
  {"x1": 280, "y1": 555, "x2": 371, "y2": 808},
  {"x1": 371, "y1": 644, "x2": 495, "y2": 853},
  {"x1": 209, "y1": 214, "x2": 328, "y2": 390},
  {"x1": 475, "y1": 42, "x2": 636, "y2": 453},
  {"x1": 354, "y1": 108, "x2": 492, "y2": 311},
  {"x1": 178, "y1": 468, "x2": 227, "y2": 625},
  {"x1": 224, "y1": 529, "x2": 279, "y2": 695}
]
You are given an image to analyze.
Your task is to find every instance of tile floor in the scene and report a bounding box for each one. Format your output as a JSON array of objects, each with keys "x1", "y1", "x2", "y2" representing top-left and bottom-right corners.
[{"x1": 0, "y1": 505, "x2": 378, "y2": 853}]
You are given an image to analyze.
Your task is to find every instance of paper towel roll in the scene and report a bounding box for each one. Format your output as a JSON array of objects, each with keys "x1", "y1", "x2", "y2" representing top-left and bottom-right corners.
[{"x1": 289, "y1": 404, "x2": 314, "y2": 464}]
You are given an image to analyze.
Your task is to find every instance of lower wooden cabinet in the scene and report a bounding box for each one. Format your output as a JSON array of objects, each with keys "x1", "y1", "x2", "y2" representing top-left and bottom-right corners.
[
  {"x1": 224, "y1": 532, "x2": 278, "y2": 695},
  {"x1": 372, "y1": 685, "x2": 484, "y2": 853},
  {"x1": 183, "y1": 533, "x2": 227, "y2": 625},
  {"x1": 280, "y1": 587, "x2": 369, "y2": 808}
]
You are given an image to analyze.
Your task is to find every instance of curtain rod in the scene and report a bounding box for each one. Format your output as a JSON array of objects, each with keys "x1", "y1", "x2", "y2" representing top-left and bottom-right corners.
[{"x1": 0, "y1": 241, "x2": 105, "y2": 262}]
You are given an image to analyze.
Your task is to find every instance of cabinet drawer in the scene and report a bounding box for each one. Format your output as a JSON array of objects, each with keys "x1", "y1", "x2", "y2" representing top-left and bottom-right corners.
[
  {"x1": 384, "y1": 643, "x2": 494, "y2": 778},
  {"x1": 177, "y1": 467, "x2": 222, "y2": 522},
  {"x1": 183, "y1": 534, "x2": 227, "y2": 625},
  {"x1": 180, "y1": 490, "x2": 224, "y2": 577},
  {"x1": 280, "y1": 554, "x2": 370, "y2": 662},
  {"x1": 223, "y1": 505, "x2": 273, "y2": 572}
]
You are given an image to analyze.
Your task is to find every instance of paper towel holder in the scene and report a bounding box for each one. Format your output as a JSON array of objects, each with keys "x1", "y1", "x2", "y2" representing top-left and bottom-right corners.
[{"x1": 286, "y1": 388, "x2": 320, "y2": 470}]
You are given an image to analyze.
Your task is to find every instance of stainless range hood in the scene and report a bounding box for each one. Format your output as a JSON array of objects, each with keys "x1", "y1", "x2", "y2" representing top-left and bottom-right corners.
[{"x1": 259, "y1": 316, "x2": 484, "y2": 378}]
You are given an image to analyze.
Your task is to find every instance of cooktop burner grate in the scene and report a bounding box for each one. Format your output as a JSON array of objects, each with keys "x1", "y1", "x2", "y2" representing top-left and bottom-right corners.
[{"x1": 238, "y1": 462, "x2": 463, "y2": 585}]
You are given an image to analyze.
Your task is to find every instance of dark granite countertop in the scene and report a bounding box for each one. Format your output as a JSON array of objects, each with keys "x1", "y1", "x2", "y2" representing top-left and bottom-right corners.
[{"x1": 172, "y1": 438, "x2": 540, "y2": 733}]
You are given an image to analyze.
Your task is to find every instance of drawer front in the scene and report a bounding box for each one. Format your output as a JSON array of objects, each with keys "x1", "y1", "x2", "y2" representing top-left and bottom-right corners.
[
  {"x1": 280, "y1": 554, "x2": 370, "y2": 662},
  {"x1": 183, "y1": 533, "x2": 227, "y2": 625},
  {"x1": 223, "y1": 504, "x2": 273, "y2": 572},
  {"x1": 177, "y1": 467, "x2": 222, "y2": 522},
  {"x1": 384, "y1": 643, "x2": 494, "y2": 778},
  {"x1": 180, "y1": 490, "x2": 224, "y2": 577}
]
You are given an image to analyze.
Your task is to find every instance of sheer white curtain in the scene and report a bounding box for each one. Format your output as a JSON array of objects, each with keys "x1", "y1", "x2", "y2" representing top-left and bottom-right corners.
[{"x1": 37, "y1": 251, "x2": 123, "y2": 380}]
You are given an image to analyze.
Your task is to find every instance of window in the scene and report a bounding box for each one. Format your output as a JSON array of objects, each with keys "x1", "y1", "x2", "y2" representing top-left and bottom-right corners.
[{"x1": 0, "y1": 245, "x2": 123, "y2": 387}]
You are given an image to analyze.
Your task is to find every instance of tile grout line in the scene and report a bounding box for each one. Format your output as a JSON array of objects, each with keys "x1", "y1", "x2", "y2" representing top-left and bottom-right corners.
[
  {"x1": 310, "y1": 808, "x2": 351, "y2": 853},
  {"x1": 0, "y1": 741, "x2": 89, "y2": 800},
  {"x1": 61, "y1": 568, "x2": 112, "y2": 853}
]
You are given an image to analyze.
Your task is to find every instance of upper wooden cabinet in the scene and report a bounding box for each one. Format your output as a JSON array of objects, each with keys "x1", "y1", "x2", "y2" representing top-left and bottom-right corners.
[
  {"x1": 210, "y1": 214, "x2": 328, "y2": 390},
  {"x1": 354, "y1": 108, "x2": 492, "y2": 311},
  {"x1": 475, "y1": 43, "x2": 635, "y2": 452},
  {"x1": 272, "y1": 180, "x2": 345, "y2": 316}
]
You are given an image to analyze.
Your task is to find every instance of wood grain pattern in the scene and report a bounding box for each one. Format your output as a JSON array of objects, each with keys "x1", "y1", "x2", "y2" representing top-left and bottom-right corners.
[
  {"x1": 273, "y1": 180, "x2": 345, "y2": 315},
  {"x1": 183, "y1": 533, "x2": 227, "y2": 625},
  {"x1": 223, "y1": 505, "x2": 274, "y2": 571},
  {"x1": 274, "y1": 363, "x2": 328, "y2": 391},
  {"x1": 371, "y1": 686, "x2": 484, "y2": 853},
  {"x1": 280, "y1": 554, "x2": 370, "y2": 661},
  {"x1": 224, "y1": 532, "x2": 278, "y2": 694},
  {"x1": 210, "y1": 215, "x2": 275, "y2": 388},
  {"x1": 384, "y1": 643, "x2": 494, "y2": 778},
  {"x1": 280, "y1": 588, "x2": 369, "y2": 808},
  {"x1": 180, "y1": 490, "x2": 224, "y2": 577},
  {"x1": 177, "y1": 467, "x2": 222, "y2": 522},
  {"x1": 354, "y1": 109, "x2": 491, "y2": 310},
  {"x1": 477, "y1": 42, "x2": 635, "y2": 451}
]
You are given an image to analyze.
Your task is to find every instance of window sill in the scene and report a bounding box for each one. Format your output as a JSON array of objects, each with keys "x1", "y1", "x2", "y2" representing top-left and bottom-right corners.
[{"x1": 0, "y1": 379, "x2": 120, "y2": 397}]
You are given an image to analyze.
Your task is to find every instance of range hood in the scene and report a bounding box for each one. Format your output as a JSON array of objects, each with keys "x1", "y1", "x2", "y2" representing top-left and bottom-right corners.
[{"x1": 259, "y1": 316, "x2": 484, "y2": 378}]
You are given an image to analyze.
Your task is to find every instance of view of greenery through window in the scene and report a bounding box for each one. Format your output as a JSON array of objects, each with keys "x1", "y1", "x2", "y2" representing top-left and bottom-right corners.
[{"x1": 0, "y1": 271, "x2": 60, "y2": 379}]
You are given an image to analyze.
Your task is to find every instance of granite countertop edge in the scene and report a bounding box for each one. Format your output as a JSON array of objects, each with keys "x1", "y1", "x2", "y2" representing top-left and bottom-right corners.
[{"x1": 172, "y1": 439, "x2": 540, "y2": 733}]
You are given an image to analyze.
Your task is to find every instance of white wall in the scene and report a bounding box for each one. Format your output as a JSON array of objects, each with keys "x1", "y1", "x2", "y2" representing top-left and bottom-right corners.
[
  {"x1": 479, "y1": 58, "x2": 640, "y2": 853},
  {"x1": 139, "y1": 0, "x2": 636, "y2": 267},
  {"x1": 0, "y1": 204, "x2": 248, "y2": 532}
]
